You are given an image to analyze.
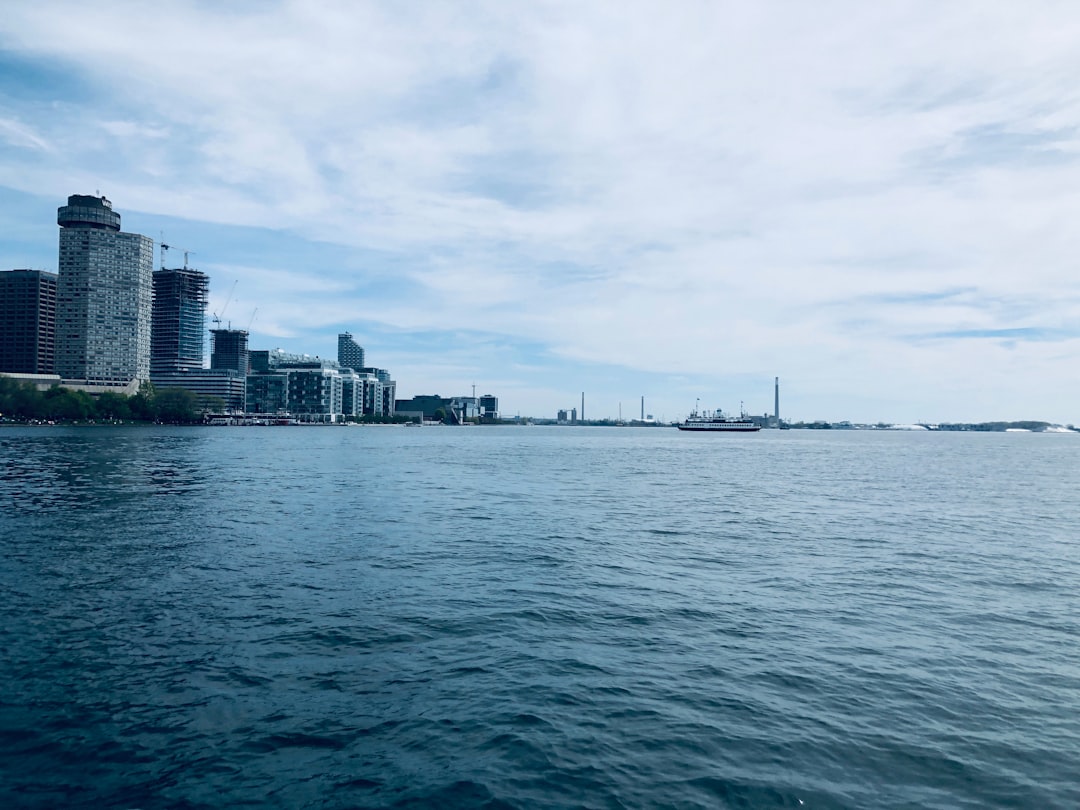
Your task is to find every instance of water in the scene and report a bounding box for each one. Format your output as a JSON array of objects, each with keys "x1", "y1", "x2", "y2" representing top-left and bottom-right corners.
[{"x1": 2, "y1": 426, "x2": 1078, "y2": 809}]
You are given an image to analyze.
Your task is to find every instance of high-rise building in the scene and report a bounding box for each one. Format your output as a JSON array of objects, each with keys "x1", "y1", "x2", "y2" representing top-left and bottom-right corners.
[
  {"x1": 151, "y1": 267, "x2": 208, "y2": 374},
  {"x1": 337, "y1": 332, "x2": 364, "y2": 370},
  {"x1": 210, "y1": 329, "x2": 249, "y2": 374},
  {"x1": 0, "y1": 269, "x2": 58, "y2": 374},
  {"x1": 55, "y1": 195, "x2": 154, "y2": 385}
]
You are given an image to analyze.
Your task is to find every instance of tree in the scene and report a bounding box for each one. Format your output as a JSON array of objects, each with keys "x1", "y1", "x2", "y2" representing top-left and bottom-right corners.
[
  {"x1": 0, "y1": 377, "x2": 43, "y2": 420},
  {"x1": 154, "y1": 388, "x2": 201, "y2": 423},
  {"x1": 95, "y1": 391, "x2": 131, "y2": 421},
  {"x1": 129, "y1": 380, "x2": 157, "y2": 421},
  {"x1": 42, "y1": 386, "x2": 94, "y2": 421}
]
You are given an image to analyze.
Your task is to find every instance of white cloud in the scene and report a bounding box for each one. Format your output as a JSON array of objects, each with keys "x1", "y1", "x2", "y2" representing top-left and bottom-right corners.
[
  {"x1": 2, "y1": 1, "x2": 1080, "y2": 420},
  {"x1": 0, "y1": 117, "x2": 51, "y2": 151}
]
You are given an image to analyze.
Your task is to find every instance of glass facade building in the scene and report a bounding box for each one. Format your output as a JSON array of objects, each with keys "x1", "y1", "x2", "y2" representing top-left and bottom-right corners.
[
  {"x1": 0, "y1": 269, "x2": 58, "y2": 374},
  {"x1": 151, "y1": 268, "x2": 208, "y2": 374}
]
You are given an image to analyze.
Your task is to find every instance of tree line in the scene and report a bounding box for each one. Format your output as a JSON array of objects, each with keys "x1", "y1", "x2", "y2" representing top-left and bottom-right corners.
[{"x1": 0, "y1": 377, "x2": 210, "y2": 424}]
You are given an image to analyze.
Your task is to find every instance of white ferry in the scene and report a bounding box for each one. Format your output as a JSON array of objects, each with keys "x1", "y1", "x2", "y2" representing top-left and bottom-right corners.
[{"x1": 677, "y1": 408, "x2": 760, "y2": 433}]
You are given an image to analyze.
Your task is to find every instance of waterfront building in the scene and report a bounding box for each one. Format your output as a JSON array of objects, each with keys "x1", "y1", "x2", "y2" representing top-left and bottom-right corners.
[
  {"x1": 287, "y1": 367, "x2": 343, "y2": 422},
  {"x1": 340, "y1": 368, "x2": 363, "y2": 418},
  {"x1": 148, "y1": 263, "x2": 238, "y2": 410},
  {"x1": 380, "y1": 379, "x2": 396, "y2": 417},
  {"x1": 245, "y1": 345, "x2": 396, "y2": 421},
  {"x1": 363, "y1": 374, "x2": 385, "y2": 416},
  {"x1": 151, "y1": 267, "x2": 208, "y2": 374},
  {"x1": 479, "y1": 394, "x2": 499, "y2": 421},
  {"x1": 210, "y1": 328, "x2": 249, "y2": 374},
  {"x1": 448, "y1": 396, "x2": 479, "y2": 420},
  {"x1": 395, "y1": 395, "x2": 447, "y2": 420},
  {"x1": 337, "y1": 332, "x2": 364, "y2": 370},
  {"x1": 246, "y1": 371, "x2": 288, "y2": 415},
  {"x1": 361, "y1": 367, "x2": 395, "y2": 416},
  {"x1": 151, "y1": 370, "x2": 246, "y2": 412},
  {"x1": 55, "y1": 195, "x2": 154, "y2": 385},
  {"x1": 0, "y1": 269, "x2": 57, "y2": 374}
]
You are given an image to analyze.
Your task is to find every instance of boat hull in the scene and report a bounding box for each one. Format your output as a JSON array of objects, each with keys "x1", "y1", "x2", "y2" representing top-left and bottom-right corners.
[{"x1": 677, "y1": 421, "x2": 760, "y2": 432}]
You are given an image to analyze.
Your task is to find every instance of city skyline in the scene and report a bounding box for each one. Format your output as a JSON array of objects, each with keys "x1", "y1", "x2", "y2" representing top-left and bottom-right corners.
[{"x1": 2, "y1": 3, "x2": 1080, "y2": 423}]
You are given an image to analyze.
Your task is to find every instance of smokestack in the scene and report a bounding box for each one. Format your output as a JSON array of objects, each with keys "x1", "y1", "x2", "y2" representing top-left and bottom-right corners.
[
  {"x1": 581, "y1": 391, "x2": 584, "y2": 421},
  {"x1": 641, "y1": 395, "x2": 644, "y2": 420},
  {"x1": 774, "y1": 377, "x2": 780, "y2": 422}
]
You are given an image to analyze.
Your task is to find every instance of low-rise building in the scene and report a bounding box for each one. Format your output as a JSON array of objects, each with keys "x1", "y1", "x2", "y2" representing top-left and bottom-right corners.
[{"x1": 152, "y1": 369, "x2": 246, "y2": 412}]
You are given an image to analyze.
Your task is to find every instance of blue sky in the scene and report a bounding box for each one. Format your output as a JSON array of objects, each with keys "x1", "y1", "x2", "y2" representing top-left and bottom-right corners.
[{"x1": 2, "y1": 1, "x2": 1080, "y2": 423}]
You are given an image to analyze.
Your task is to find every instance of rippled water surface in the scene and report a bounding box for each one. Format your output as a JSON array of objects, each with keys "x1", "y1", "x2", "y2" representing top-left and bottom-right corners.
[{"x1": 2, "y1": 426, "x2": 1079, "y2": 809}]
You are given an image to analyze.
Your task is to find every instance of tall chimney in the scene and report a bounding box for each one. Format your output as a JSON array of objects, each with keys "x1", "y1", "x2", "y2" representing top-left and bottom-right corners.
[
  {"x1": 774, "y1": 377, "x2": 780, "y2": 422},
  {"x1": 581, "y1": 391, "x2": 584, "y2": 421}
]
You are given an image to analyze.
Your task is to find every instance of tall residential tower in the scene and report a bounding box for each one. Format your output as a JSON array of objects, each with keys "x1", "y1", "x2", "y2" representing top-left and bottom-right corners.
[
  {"x1": 337, "y1": 332, "x2": 364, "y2": 370},
  {"x1": 151, "y1": 265, "x2": 209, "y2": 374},
  {"x1": 55, "y1": 195, "x2": 154, "y2": 385},
  {"x1": 0, "y1": 269, "x2": 58, "y2": 374}
]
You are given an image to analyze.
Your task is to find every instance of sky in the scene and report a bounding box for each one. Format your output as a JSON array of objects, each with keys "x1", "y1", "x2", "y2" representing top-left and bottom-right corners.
[{"x1": 2, "y1": 1, "x2": 1079, "y2": 424}]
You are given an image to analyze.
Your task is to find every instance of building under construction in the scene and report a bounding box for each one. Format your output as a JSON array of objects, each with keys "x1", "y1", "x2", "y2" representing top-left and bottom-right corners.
[{"x1": 151, "y1": 267, "x2": 208, "y2": 374}]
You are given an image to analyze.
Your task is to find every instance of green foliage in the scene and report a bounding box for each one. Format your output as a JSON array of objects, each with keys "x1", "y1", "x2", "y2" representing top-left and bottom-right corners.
[
  {"x1": 41, "y1": 386, "x2": 94, "y2": 421},
  {"x1": 0, "y1": 377, "x2": 204, "y2": 425},
  {"x1": 0, "y1": 377, "x2": 44, "y2": 419},
  {"x1": 128, "y1": 387, "x2": 155, "y2": 421},
  {"x1": 155, "y1": 388, "x2": 201, "y2": 423},
  {"x1": 95, "y1": 392, "x2": 131, "y2": 420}
]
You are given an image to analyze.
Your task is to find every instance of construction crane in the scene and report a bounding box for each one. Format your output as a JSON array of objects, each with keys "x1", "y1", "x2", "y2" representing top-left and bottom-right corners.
[
  {"x1": 160, "y1": 242, "x2": 195, "y2": 270},
  {"x1": 246, "y1": 307, "x2": 258, "y2": 331},
  {"x1": 212, "y1": 280, "x2": 238, "y2": 328}
]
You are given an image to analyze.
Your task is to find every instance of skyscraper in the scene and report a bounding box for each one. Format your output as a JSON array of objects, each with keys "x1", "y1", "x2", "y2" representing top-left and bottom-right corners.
[
  {"x1": 0, "y1": 269, "x2": 58, "y2": 374},
  {"x1": 211, "y1": 328, "x2": 249, "y2": 374},
  {"x1": 337, "y1": 332, "x2": 364, "y2": 370},
  {"x1": 55, "y1": 195, "x2": 154, "y2": 385},
  {"x1": 151, "y1": 267, "x2": 209, "y2": 374}
]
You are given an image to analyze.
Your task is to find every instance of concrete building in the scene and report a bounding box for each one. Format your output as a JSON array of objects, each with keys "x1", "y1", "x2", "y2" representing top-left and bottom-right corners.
[
  {"x1": 210, "y1": 329, "x2": 249, "y2": 374},
  {"x1": 0, "y1": 269, "x2": 57, "y2": 374},
  {"x1": 55, "y1": 195, "x2": 154, "y2": 386},
  {"x1": 245, "y1": 345, "x2": 396, "y2": 421},
  {"x1": 151, "y1": 370, "x2": 246, "y2": 412},
  {"x1": 286, "y1": 367, "x2": 343, "y2": 422},
  {"x1": 337, "y1": 332, "x2": 364, "y2": 371},
  {"x1": 448, "y1": 396, "x2": 479, "y2": 420},
  {"x1": 361, "y1": 367, "x2": 395, "y2": 416}
]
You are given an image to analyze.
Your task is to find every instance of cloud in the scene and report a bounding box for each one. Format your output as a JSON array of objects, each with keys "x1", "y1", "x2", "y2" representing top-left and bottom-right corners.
[
  {"x1": 0, "y1": 117, "x2": 50, "y2": 151},
  {"x1": 2, "y1": 1, "x2": 1080, "y2": 421}
]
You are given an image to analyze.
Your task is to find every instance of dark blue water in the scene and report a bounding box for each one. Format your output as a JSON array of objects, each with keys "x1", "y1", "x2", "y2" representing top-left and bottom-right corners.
[{"x1": 2, "y1": 426, "x2": 1078, "y2": 809}]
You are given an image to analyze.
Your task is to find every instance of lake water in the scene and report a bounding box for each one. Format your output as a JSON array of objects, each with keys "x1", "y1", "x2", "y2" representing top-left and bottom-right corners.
[{"x1": 2, "y1": 425, "x2": 1078, "y2": 809}]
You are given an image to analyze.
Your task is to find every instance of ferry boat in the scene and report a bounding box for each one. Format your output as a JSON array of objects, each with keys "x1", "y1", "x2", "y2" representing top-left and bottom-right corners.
[{"x1": 677, "y1": 408, "x2": 761, "y2": 433}]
